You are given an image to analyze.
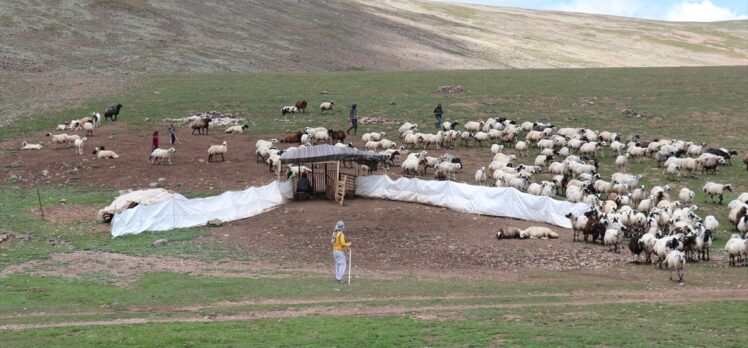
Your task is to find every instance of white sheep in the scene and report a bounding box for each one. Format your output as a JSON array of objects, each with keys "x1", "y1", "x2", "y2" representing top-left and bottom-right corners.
[
  {"x1": 281, "y1": 106, "x2": 298, "y2": 115},
  {"x1": 678, "y1": 187, "x2": 695, "y2": 205},
  {"x1": 702, "y1": 182, "x2": 732, "y2": 204},
  {"x1": 615, "y1": 154, "x2": 629, "y2": 172},
  {"x1": 56, "y1": 124, "x2": 67, "y2": 131},
  {"x1": 725, "y1": 234, "x2": 747, "y2": 266},
  {"x1": 739, "y1": 216, "x2": 748, "y2": 235},
  {"x1": 464, "y1": 121, "x2": 483, "y2": 133},
  {"x1": 92, "y1": 147, "x2": 119, "y2": 159},
  {"x1": 45, "y1": 133, "x2": 72, "y2": 147},
  {"x1": 664, "y1": 162, "x2": 682, "y2": 178},
  {"x1": 514, "y1": 141, "x2": 528, "y2": 157},
  {"x1": 225, "y1": 125, "x2": 249, "y2": 133},
  {"x1": 320, "y1": 101, "x2": 335, "y2": 112},
  {"x1": 604, "y1": 228, "x2": 624, "y2": 253},
  {"x1": 73, "y1": 137, "x2": 87, "y2": 155},
  {"x1": 21, "y1": 141, "x2": 42, "y2": 150},
  {"x1": 654, "y1": 235, "x2": 683, "y2": 268},
  {"x1": 150, "y1": 147, "x2": 176, "y2": 165},
  {"x1": 519, "y1": 226, "x2": 559, "y2": 239},
  {"x1": 435, "y1": 161, "x2": 462, "y2": 180},
  {"x1": 665, "y1": 250, "x2": 686, "y2": 282},
  {"x1": 207, "y1": 141, "x2": 227, "y2": 162},
  {"x1": 83, "y1": 121, "x2": 94, "y2": 137},
  {"x1": 314, "y1": 130, "x2": 329, "y2": 144},
  {"x1": 398, "y1": 122, "x2": 417, "y2": 134},
  {"x1": 565, "y1": 185, "x2": 585, "y2": 203},
  {"x1": 475, "y1": 167, "x2": 487, "y2": 186},
  {"x1": 704, "y1": 215, "x2": 719, "y2": 232},
  {"x1": 490, "y1": 144, "x2": 504, "y2": 154}
]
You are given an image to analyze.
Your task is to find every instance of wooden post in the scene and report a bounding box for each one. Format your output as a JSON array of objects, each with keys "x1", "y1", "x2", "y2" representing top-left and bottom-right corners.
[{"x1": 34, "y1": 175, "x2": 44, "y2": 221}]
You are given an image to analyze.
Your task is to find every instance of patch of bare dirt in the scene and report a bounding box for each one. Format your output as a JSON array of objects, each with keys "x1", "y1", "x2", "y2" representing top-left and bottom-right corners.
[{"x1": 0, "y1": 251, "x2": 284, "y2": 286}]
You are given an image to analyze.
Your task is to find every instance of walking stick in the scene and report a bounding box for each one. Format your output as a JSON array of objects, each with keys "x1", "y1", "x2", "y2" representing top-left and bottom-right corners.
[{"x1": 348, "y1": 247, "x2": 352, "y2": 285}]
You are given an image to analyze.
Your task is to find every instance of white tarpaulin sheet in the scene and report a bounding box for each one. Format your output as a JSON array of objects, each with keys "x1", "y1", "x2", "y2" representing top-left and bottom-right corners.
[
  {"x1": 356, "y1": 175, "x2": 589, "y2": 228},
  {"x1": 112, "y1": 180, "x2": 293, "y2": 237}
]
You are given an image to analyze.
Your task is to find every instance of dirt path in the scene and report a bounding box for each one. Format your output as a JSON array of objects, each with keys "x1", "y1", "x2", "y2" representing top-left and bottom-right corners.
[{"x1": 1, "y1": 288, "x2": 745, "y2": 330}]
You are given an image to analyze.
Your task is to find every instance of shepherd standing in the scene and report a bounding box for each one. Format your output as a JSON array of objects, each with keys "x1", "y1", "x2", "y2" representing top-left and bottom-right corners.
[
  {"x1": 434, "y1": 103, "x2": 443, "y2": 129},
  {"x1": 168, "y1": 123, "x2": 177, "y2": 145},
  {"x1": 346, "y1": 104, "x2": 358, "y2": 135},
  {"x1": 148, "y1": 131, "x2": 159, "y2": 161},
  {"x1": 331, "y1": 220, "x2": 352, "y2": 284}
]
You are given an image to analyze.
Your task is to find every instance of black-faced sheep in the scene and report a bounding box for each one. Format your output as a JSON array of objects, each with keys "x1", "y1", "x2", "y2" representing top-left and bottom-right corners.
[
  {"x1": 208, "y1": 141, "x2": 227, "y2": 162},
  {"x1": 702, "y1": 182, "x2": 732, "y2": 204},
  {"x1": 496, "y1": 226, "x2": 522, "y2": 239},
  {"x1": 320, "y1": 101, "x2": 335, "y2": 112},
  {"x1": 225, "y1": 125, "x2": 249, "y2": 134}
]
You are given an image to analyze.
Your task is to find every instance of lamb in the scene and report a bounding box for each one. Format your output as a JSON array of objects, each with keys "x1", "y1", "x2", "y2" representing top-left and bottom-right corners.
[
  {"x1": 401, "y1": 155, "x2": 424, "y2": 176},
  {"x1": 665, "y1": 250, "x2": 686, "y2": 282},
  {"x1": 207, "y1": 141, "x2": 227, "y2": 162},
  {"x1": 191, "y1": 117, "x2": 212, "y2": 135},
  {"x1": 472, "y1": 131, "x2": 490, "y2": 147},
  {"x1": 103, "y1": 103, "x2": 122, "y2": 121},
  {"x1": 725, "y1": 234, "x2": 747, "y2": 266},
  {"x1": 225, "y1": 125, "x2": 249, "y2": 134},
  {"x1": 281, "y1": 106, "x2": 298, "y2": 115},
  {"x1": 92, "y1": 146, "x2": 119, "y2": 159},
  {"x1": 21, "y1": 141, "x2": 42, "y2": 150},
  {"x1": 496, "y1": 226, "x2": 522, "y2": 239},
  {"x1": 475, "y1": 167, "x2": 487, "y2": 186},
  {"x1": 294, "y1": 100, "x2": 308, "y2": 113},
  {"x1": 702, "y1": 182, "x2": 732, "y2": 204},
  {"x1": 73, "y1": 137, "x2": 87, "y2": 155},
  {"x1": 56, "y1": 123, "x2": 67, "y2": 131},
  {"x1": 320, "y1": 101, "x2": 335, "y2": 112},
  {"x1": 490, "y1": 144, "x2": 504, "y2": 154},
  {"x1": 150, "y1": 147, "x2": 176, "y2": 165},
  {"x1": 362, "y1": 132, "x2": 386, "y2": 142},
  {"x1": 519, "y1": 226, "x2": 559, "y2": 239}
]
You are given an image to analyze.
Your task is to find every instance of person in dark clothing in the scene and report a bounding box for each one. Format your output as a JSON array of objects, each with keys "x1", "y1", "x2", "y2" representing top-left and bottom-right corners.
[
  {"x1": 148, "y1": 131, "x2": 159, "y2": 161},
  {"x1": 296, "y1": 172, "x2": 313, "y2": 198},
  {"x1": 346, "y1": 104, "x2": 358, "y2": 135},
  {"x1": 434, "y1": 103, "x2": 443, "y2": 129},
  {"x1": 168, "y1": 123, "x2": 177, "y2": 145}
]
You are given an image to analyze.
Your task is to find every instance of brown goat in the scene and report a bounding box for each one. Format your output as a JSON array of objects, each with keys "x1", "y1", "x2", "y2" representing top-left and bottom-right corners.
[
  {"x1": 281, "y1": 131, "x2": 304, "y2": 144},
  {"x1": 328, "y1": 129, "x2": 346, "y2": 144},
  {"x1": 191, "y1": 118, "x2": 211, "y2": 135},
  {"x1": 295, "y1": 100, "x2": 307, "y2": 113}
]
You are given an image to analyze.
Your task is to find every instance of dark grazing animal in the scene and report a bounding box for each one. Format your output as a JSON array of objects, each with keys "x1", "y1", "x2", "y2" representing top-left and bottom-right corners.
[
  {"x1": 281, "y1": 131, "x2": 304, "y2": 144},
  {"x1": 104, "y1": 104, "x2": 123, "y2": 121},
  {"x1": 628, "y1": 232, "x2": 645, "y2": 263},
  {"x1": 191, "y1": 117, "x2": 212, "y2": 135},
  {"x1": 295, "y1": 100, "x2": 308, "y2": 113},
  {"x1": 328, "y1": 129, "x2": 346, "y2": 144}
]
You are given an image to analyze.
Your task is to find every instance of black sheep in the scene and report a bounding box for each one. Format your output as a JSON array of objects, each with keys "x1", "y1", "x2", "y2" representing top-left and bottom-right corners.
[
  {"x1": 104, "y1": 104, "x2": 123, "y2": 121},
  {"x1": 705, "y1": 148, "x2": 738, "y2": 165}
]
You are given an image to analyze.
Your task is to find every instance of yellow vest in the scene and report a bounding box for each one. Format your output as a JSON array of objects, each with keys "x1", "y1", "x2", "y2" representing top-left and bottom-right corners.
[{"x1": 332, "y1": 231, "x2": 351, "y2": 251}]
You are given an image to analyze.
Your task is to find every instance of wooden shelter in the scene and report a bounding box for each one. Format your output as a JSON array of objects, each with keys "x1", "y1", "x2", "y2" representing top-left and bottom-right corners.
[{"x1": 279, "y1": 144, "x2": 390, "y2": 205}]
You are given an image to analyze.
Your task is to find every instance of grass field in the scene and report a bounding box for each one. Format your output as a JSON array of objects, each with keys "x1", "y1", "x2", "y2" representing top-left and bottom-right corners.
[{"x1": 1, "y1": 66, "x2": 747, "y2": 346}]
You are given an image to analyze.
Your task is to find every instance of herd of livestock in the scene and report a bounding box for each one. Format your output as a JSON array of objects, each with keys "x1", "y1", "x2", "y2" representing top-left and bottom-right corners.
[{"x1": 21, "y1": 101, "x2": 748, "y2": 282}]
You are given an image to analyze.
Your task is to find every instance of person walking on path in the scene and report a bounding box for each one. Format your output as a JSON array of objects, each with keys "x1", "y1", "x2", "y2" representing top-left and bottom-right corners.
[
  {"x1": 346, "y1": 104, "x2": 358, "y2": 135},
  {"x1": 331, "y1": 220, "x2": 351, "y2": 284},
  {"x1": 168, "y1": 123, "x2": 177, "y2": 145},
  {"x1": 148, "y1": 131, "x2": 159, "y2": 161},
  {"x1": 434, "y1": 103, "x2": 443, "y2": 130}
]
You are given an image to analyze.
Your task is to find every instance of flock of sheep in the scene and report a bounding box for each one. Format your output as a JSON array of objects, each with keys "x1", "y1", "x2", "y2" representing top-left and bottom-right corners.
[
  {"x1": 21, "y1": 104, "x2": 247, "y2": 166},
  {"x1": 254, "y1": 114, "x2": 748, "y2": 282},
  {"x1": 20, "y1": 99, "x2": 748, "y2": 282}
]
